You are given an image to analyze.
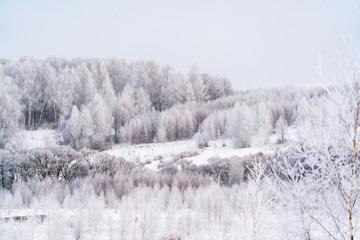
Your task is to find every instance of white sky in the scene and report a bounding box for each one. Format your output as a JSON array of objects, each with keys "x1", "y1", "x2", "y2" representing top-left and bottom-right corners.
[{"x1": 0, "y1": 0, "x2": 359, "y2": 89}]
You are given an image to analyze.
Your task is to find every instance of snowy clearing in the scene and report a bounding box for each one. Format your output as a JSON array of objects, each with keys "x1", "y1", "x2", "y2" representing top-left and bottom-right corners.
[
  {"x1": 11, "y1": 129, "x2": 58, "y2": 150},
  {"x1": 11, "y1": 130, "x2": 281, "y2": 171},
  {"x1": 105, "y1": 139, "x2": 279, "y2": 171}
]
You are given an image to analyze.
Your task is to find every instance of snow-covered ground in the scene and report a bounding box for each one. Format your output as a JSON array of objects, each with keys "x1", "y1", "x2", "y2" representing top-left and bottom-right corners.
[
  {"x1": 105, "y1": 139, "x2": 278, "y2": 171},
  {"x1": 10, "y1": 129, "x2": 281, "y2": 171},
  {"x1": 11, "y1": 129, "x2": 58, "y2": 149}
]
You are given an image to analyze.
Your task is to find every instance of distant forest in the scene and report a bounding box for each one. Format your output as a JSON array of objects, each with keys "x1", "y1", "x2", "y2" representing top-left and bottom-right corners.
[{"x1": 0, "y1": 57, "x2": 323, "y2": 150}]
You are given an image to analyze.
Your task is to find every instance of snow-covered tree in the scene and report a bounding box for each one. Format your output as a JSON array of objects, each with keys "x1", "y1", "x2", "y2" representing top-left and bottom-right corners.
[
  {"x1": 274, "y1": 116, "x2": 287, "y2": 144},
  {"x1": 252, "y1": 102, "x2": 272, "y2": 146},
  {"x1": 227, "y1": 103, "x2": 257, "y2": 148},
  {"x1": 88, "y1": 94, "x2": 113, "y2": 150},
  {"x1": 294, "y1": 97, "x2": 312, "y2": 126},
  {"x1": 236, "y1": 160, "x2": 277, "y2": 240},
  {"x1": 99, "y1": 75, "x2": 116, "y2": 108},
  {"x1": 62, "y1": 106, "x2": 94, "y2": 150},
  {"x1": 276, "y1": 76, "x2": 360, "y2": 239},
  {"x1": 107, "y1": 59, "x2": 131, "y2": 94},
  {"x1": 120, "y1": 84, "x2": 136, "y2": 121},
  {"x1": 162, "y1": 66, "x2": 186, "y2": 107},
  {"x1": 79, "y1": 107, "x2": 94, "y2": 147},
  {"x1": 74, "y1": 63, "x2": 96, "y2": 107},
  {"x1": 112, "y1": 95, "x2": 123, "y2": 144},
  {"x1": 135, "y1": 87, "x2": 152, "y2": 115},
  {"x1": 50, "y1": 67, "x2": 75, "y2": 125},
  {"x1": 112, "y1": 85, "x2": 136, "y2": 144},
  {"x1": 133, "y1": 60, "x2": 163, "y2": 110},
  {"x1": 188, "y1": 65, "x2": 206, "y2": 102},
  {"x1": 62, "y1": 106, "x2": 82, "y2": 149},
  {"x1": 14, "y1": 58, "x2": 39, "y2": 129},
  {"x1": 185, "y1": 81, "x2": 196, "y2": 102},
  {"x1": 0, "y1": 75, "x2": 22, "y2": 148}
]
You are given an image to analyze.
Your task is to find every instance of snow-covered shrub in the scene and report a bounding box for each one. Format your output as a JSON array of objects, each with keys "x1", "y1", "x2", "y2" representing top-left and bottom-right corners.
[
  {"x1": 0, "y1": 149, "x2": 17, "y2": 190},
  {"x1": 160, "y1": 163, "x2": 179, "y2": 175},
  {"x1": 197, "y1": 156, "x2": 245, "y2": 186},
  {"x1": 17, "y1": 146, "x2": 84, "y2": 182},
  {"x1": 88, "y1": 152, "x2": 135, "y2": 177},
  {"x1": 235, "y1": 160, "x2": 279, "y2": 240}
]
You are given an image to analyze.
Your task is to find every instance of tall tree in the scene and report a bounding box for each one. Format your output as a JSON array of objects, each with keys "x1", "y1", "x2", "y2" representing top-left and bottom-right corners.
[
  {"x1": 88, "y1": 94, "x2": 113, "y2": 150},
  {"x1": 0, "y1": 75, "x2": 21, "y2": 148},
  {"x1": 135, "y1": 87, "x2": 152, "y2": 115},
  {"x1": 188, "y1": 65, "x2": 206, "y2": 102}
]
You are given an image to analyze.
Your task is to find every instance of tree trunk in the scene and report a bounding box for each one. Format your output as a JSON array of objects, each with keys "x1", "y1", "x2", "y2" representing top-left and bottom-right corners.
[
  {"x1": 349, "y1": 83, "x2": 359, "y2": 240},
  {"x1": 28, "y1": 108, "x2": 31, "y2": 130},
  {"x1": 114, "y1": 119, "x2": 119, "y2": 144},
  {"x1": 37, "y1": 103, "x2": 45, "y2": 127},
  {"x1": 1, "y1": 159, "x2": 4, "y2": 189},
  {"x1": 53, "y1": 103, "x2": 57, "y2": 127}
]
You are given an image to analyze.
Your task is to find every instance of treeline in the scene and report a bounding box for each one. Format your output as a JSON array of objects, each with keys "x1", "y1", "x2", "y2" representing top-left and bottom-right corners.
[
  {"x1": 121, "y1": 86, "x2": 325, "y2": 147},
  {"x1": 194, "y1": 86, "x2": 323, "y2": 148},
  {"x1": 60, "y1": 84, "x2": 325, "y2": 150},
  {"x1": 0, "y1": 57, "x2": 326, "y2": 150},
  {"x1": 0, "y1": 57, "x2": 232, "y2": 148}
]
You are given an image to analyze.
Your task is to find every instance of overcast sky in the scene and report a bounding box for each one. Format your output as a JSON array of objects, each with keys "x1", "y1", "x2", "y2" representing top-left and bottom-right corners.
[{"x1": 0, "y1": 0, "x2": 359, "y2": 89}]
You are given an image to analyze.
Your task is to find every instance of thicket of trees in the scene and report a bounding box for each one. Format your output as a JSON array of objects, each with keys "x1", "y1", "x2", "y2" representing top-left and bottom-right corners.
[
  {"x1": 0, "y1": 58, "x2": 233, "y2": 149},
  {"x1": 0, "y1": 146, "x2": 138, "y2": 191},
  {"x1": 0, "y1": 57, "x2": 329, "y2": 151},
  {"x1": 194, "y1": 86, "x2": 324, "y2": 148},
  {"x1": 0, "y1": 73, "x2": 21, "y2": 149},
  {"x1": 0, "y1": 144, "x2": 266, "y2": 191}
]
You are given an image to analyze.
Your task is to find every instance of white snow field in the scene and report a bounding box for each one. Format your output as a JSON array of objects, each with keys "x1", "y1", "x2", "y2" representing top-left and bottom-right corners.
[
  {"x1": 11, "y1": 129, "x2": 58, "y2": 149},
  {"x1": 106, "y1": 140, "x2": 278, "y2": 171}
]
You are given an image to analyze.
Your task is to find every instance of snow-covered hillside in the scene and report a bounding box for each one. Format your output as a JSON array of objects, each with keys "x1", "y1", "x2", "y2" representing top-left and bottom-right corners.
[
  {"x1": 106, "y1": 140, "x2": 278, "y2": 171},
  {"x1": 2, "y1": 68, "x2": 360, "y2": 239},
  {"x1": 11, "y1": 130, "x2": 279, "y2": 171}
]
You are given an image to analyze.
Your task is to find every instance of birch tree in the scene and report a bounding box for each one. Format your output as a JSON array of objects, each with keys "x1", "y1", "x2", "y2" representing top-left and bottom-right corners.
[{"x1": 0, "y1": 75, "x2": 21, "y2": 148}]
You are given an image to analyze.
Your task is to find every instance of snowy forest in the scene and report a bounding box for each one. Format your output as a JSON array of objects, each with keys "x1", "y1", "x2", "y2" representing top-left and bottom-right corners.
[
  {"x1": 1, "y1": 53, "x2": 360, "y2": 240},
  {"x1": 0, "y1": 57, "x2": 234, "y2": 148}
]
